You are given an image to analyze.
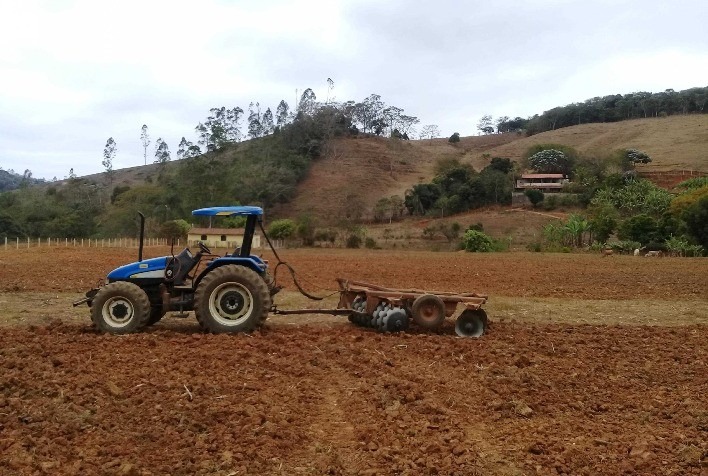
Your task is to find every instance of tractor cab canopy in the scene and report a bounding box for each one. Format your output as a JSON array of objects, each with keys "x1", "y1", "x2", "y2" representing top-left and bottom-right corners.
[
  {"x1": 192, "y1": 206, "x2": 263, "y2": 217},
  {"x1": 191, "y1": 206, "x2": 263, "y2": 258}
]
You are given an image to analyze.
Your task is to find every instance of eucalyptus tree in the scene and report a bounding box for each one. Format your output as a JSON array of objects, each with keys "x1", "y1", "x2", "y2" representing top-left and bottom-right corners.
[
  {"x1": 102, "y1": 137, "x2": 116, "y2": 184},
  {"x1": 154, "y1": 138, "x2": 171, "y2": 164},
  {"x1": 140, "y1": 125, "x2": 150, "y2": 165}
]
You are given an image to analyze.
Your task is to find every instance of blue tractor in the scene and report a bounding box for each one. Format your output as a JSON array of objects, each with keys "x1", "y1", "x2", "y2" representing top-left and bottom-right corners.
[{"x1": 76, "y1": 206, "x2": 278, "y2": 334}]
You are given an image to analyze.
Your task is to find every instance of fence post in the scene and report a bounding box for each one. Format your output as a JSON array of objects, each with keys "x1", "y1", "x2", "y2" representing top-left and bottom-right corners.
[
  {"x1": 4, "y1": 237, "x2": 6, "y2": 250},
  {"x1": 27, "y1": 237, "x2": 30, "y2": 249},
  {"x1": 17, "y1": 237, "x2": 19, "y2": 249}
]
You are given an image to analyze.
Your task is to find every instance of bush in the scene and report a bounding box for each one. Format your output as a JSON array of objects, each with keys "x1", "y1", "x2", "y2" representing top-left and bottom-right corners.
[
  {"x1": 345, "y1": 234, "x2": 361, "y2": 248},
  {"x1": 462, "y1": 230, "x2": 494, "y2": 252},
  {"x1": 525, "y1": 189, "x2": 544, "y2": 207},
  {"x1": 159, "y1": 219, "x2": 191, "y2": 240},
  {"x1": 364, "y1": 237, "x2": 377, "y2": 249},
  {"x1": 448, "y1": 132, "x2": 460, "y2": 143},
  {"x1": 268, "y1": 219, "x2": 296, "y2": 240},
  {"x1": 527, "y1": 242, "x2": 542, "y2": 252}
]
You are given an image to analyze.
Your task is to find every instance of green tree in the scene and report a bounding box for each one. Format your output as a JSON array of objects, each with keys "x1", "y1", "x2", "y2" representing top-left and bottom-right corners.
[
  {"x1": 462, "y1": 229, "x2": 494, "y2": 252},
  {"x1": 248, "y1": 102, "x2": 264, "y2": 139},
  {"x1": 0, "y1": 211, "x2": 25, "y2": 237},
  {"x1": 262, "y1": 108, "x2": 275, "y2": 135},
  {"x1": 275, "y1": 100, "x2": 290, "y2": 128},
  {"x1": 296, "y1": 214, "x2": 316, "y2": 246},
  {"x1": 682, "y1": 196, "x2": 708, "y2": 249},
  {"x1": 525, "y1": 189, "x2": 544, "y2": 207},
  {"x1": 477, "y1": 115, "x2": 494, "y2": 135},
  {"x1": 448, "y1": 132, "x2": 460, "y2": 143},
  {"x1": 487, "y1": 157, "x2": 513, "y2": 174},
  {"x1": 154, "y1": 138, "x2": 171, "y2": 164},
  {"x1": 102, "y1": 137, "x2": 116, "y2": 184},
  {"x1": 268, "y1": 219, "x2": 296, "y2": 240},
  {"x1": 618, "y1": 214, "x2": 657, "y2": 244},
  {"x1": 588, "y1": 203, "x2": 618, "y2": 243},
  {"x1": 160, "y1": 219, "x2": 190, "y2": 240}
]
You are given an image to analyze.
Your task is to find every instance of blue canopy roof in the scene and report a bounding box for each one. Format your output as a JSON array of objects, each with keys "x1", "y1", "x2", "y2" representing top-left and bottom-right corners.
[{"x1": 192, "y1": 206, "x2": 263, "y2": 217}]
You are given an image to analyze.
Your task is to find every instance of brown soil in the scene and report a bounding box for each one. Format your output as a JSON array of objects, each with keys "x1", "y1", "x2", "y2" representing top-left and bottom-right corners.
[{"x1": 1, "y1": 247, "x2": 706, "y2": 475}]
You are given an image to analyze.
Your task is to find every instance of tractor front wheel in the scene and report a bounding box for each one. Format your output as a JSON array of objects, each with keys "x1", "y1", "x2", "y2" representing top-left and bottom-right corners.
[
  {"x1": 194, "y1": 265, "x2": 271, "y2": 333},
  {"x1": 90, "y1": 282, "x2": 151, "y2": 334}
]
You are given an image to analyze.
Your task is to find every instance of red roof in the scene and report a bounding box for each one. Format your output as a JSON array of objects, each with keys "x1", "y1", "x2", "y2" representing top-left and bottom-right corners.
[{"x1": 520, "y1": 174, "x2": 565, "y2": 179}]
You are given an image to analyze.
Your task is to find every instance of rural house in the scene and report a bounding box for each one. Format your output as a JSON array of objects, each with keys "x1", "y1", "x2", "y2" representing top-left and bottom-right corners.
[
  {"x1": 515, "y1": 174, "x2": 570, "y2": 193},
  {"x1": 187, "y1": 227, "x2": 261, "y2": 250}
]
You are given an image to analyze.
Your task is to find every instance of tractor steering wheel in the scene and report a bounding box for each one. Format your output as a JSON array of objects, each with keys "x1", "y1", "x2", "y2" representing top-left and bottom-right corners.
[{"x1": 198, "y1": 242, "x2": 212, "y2": 255}]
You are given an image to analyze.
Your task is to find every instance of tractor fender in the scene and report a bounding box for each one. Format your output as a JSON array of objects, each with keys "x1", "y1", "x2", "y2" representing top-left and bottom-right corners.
[{"x1": 193, "y1": 256, "x2": 268, "y2": 288}]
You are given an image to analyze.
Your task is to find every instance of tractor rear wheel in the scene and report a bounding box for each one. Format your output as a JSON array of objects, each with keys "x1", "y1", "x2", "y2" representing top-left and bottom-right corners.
[
  {"x1": 90, "y1": 282, "x2": 151, "y2": 334},
  {"x1": 194, "y1": 265, "x2": 271, "y2": 333}
]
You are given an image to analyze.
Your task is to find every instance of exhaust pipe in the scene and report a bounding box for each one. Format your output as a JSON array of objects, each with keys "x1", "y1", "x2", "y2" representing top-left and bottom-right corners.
[{"x1": 138, "y1": 212, "x2": 145, "y2": 262}]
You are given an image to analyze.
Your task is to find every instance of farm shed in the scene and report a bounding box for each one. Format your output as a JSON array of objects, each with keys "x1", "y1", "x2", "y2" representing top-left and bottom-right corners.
[
  {"x1": 187, "y1": 227, "x2": 261, "y2": 250},
  {"x1": 515, "y1": 174, "x2": 570, "y2": 193}
]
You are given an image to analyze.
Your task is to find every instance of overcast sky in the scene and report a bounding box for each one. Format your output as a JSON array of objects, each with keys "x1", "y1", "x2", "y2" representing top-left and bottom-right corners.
[{"x1": 1, "y1": 0, "x2": 707, "y2": 180}]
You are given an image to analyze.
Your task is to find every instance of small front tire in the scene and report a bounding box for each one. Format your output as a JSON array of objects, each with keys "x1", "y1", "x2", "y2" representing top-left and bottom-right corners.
[{"x1": 90, "y1": 282, "x2": 151, "y2": 334}]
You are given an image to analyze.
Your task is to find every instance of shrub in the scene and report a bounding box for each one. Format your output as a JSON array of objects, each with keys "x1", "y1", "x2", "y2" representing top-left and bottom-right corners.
[
  {"x1": 527, "y1": 242, "x2": 542, "y2": 252},
  {"x1": 364, "y1": 237, "x2": 377, "y2": 249},
  {"x1": 525, "y1": 189, "x2": 544, "y2": 207},
  {"x1": 345, "y1": 234, "x2": 361, "y2": 248},
  {"x1": 448, "y1": 132, "x2": 460, "y2": 143},
  {"x1": 462, "y1": 230, "x2": 494, "y2": 252},
  {"x1": 268, "y1": 219, "x2": 296, "y2": 240}
]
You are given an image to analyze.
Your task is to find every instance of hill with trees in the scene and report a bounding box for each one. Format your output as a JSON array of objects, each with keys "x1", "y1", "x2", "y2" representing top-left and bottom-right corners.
[{"x1": 1, "y1": 86, "x2": 707, "y2": 255}]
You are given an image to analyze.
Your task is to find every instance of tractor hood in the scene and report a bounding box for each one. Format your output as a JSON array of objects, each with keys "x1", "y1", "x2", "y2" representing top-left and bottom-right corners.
[{"x1": 107, "y1": 256, "x2": 168, "y2": 281}]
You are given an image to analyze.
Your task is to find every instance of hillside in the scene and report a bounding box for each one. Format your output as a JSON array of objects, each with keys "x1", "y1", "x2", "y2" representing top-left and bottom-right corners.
[
  {"x1": 276, "y1": 115, "x2": 707, "y2": 222},
  {"x1": 479, "y1": 115, "x2": 708, "y2": 172}
]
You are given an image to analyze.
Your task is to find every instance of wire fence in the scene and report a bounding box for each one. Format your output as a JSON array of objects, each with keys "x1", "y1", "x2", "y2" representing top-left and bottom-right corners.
[
  {"x1": 1, "y1": 237, "x2": 174, "y2": 250},
  {"x1": 0, "y1": 237, "x2": 282, "y2": 251}
]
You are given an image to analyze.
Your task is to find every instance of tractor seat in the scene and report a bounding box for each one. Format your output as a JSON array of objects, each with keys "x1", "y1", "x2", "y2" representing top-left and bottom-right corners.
[{"x1": 171, "y1": 248, "x2": 201, "y2": 284}]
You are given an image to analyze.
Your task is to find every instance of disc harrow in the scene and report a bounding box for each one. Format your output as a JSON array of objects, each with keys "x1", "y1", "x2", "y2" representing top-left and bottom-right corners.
[{"x1": 337, "y1": 278, "x2": 489, "y2": 337}]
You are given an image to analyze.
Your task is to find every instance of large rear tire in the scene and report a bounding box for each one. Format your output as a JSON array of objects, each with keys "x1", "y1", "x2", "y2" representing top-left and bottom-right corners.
[
  {"x1": 90, "y1": 282, "x2": 151, "y2": 334},
  {"x1": 194, "y1": 265, "x2": 271, "y2": 333}
]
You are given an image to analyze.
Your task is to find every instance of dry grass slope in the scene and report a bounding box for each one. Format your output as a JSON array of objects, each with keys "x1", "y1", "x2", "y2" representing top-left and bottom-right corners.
[{"x1": 279, "y1": 115, "x2": 707, "y2": 222}]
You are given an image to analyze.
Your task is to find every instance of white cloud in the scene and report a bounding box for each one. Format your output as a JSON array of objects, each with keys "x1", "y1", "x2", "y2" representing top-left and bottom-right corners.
[{"x1": 1, "y1": 0, "x2": 707, "y2": 179}]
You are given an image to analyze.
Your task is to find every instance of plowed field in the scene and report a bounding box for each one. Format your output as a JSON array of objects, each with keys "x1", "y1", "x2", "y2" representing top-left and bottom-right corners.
[{"x1": 1, "y1": 247, "x2": 706, "y2": 475}]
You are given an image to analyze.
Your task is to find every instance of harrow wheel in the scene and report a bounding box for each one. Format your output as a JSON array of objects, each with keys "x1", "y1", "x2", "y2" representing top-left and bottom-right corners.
[
  {"x1": 194, "y1": 265, "x2": 271, "y2": 333},
  {"x1": 90, "y1": 282, "x2": 151, "y2": 334},
  {"x1": 455, "y1": 309, "x2": 488, "y2": 338},
  {"x1": 384, "y1": 309, "x2": 410, "y2": 332},
  {"x1": 411, "y1": 294, "x2": 446, "y2": 329}
]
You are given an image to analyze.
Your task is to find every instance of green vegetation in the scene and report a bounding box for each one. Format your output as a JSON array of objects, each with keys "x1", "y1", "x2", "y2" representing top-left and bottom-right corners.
[
  {"x1": 524, "y1": 189, "x2": 544, "y2": 207},
  {"x1": 0, "y1": 90, "x2": 419, "y2": 240},
  {"x1": 524, "y1": 86, "x2": 708, "y2": 135},
  {"x1": 404, "y1": 157, "x2": 515, "y2": 216},
  {"x1": 462, "y1": 230, "x2": 494, "y2": 252}
]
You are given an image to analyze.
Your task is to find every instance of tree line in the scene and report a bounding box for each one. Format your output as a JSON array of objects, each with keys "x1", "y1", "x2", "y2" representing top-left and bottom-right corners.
[
  {"x1": 479, "y1": 86, "x2": 708, "y2": 136},
  {"x1": 0, "y1": 88, "x2": 421, "y2": 239}
]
